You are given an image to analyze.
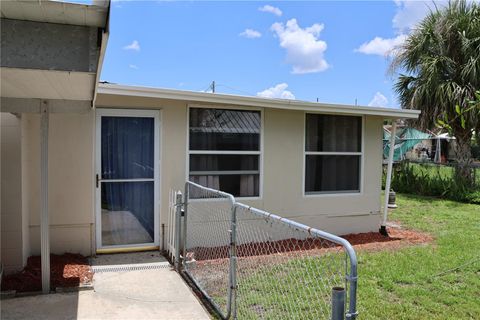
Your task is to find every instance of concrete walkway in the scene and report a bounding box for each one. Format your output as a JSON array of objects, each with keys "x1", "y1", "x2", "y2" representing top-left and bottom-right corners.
[{"x1": 1, "y1": 253, "x2": 211, "y2": 320}]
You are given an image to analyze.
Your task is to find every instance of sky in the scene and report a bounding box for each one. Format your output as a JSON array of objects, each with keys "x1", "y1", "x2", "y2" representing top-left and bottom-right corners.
[{"x1": 84, "y1": 0, "x2": 449, "y2": 108}]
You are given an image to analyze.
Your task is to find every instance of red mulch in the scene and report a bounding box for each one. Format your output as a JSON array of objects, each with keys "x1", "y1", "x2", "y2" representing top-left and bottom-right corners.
[
  {"x1": 342, "y1": 224, "x2": 433, "y2": 251},
  {"x1": 188, "y1": 224, "x2": 433, "y2": 261},
  {"x1": 1, "y1": 253, "x2": 93, "y2": 293}
]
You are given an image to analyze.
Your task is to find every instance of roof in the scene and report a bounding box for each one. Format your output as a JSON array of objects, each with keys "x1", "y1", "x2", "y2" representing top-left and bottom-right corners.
[
  {"x1": 0, "y1": 0, "x2": 109, "y2": 28},
  {"x1": 98, "y1": 83, "x2": 421, "y2": 119}
]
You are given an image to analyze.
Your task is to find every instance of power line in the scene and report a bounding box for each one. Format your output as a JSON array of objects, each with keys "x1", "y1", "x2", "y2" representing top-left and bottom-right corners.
[{"x1": 216, "y1": 83, "x2": 257, "y2": 97}]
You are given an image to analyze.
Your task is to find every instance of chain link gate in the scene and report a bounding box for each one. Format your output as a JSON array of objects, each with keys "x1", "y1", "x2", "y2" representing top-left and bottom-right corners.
[{"x1": 175, "y1": 181, "x2": 358, "y2": 320}]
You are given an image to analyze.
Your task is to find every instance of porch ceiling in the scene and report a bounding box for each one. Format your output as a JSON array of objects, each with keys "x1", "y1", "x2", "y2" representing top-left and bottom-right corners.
[
  {"x1": 0, "y1": 0, "x2": 110, "y2": 110},
  {"x1": 1, "y1": 67, "x2": 95, "y2": 101}
]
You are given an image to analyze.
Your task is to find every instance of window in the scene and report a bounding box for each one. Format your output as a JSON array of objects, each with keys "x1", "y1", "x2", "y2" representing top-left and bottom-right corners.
[
  {"x1": 189, "y1": 107, "x2": 261, "y2": 197},
  {"x1": 305, "y1": 114, "x2": 362, "y2": 194}
]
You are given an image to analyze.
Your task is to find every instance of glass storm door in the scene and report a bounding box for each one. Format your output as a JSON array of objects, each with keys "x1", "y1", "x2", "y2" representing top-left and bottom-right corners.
[{"x1": 95, "y1": 109, "x2": 159, "y2": 250}]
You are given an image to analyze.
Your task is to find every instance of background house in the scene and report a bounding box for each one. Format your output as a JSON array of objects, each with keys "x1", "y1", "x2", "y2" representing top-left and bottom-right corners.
[{"x1": 383, "y1": 124, "x2": 457, "y2": 163}]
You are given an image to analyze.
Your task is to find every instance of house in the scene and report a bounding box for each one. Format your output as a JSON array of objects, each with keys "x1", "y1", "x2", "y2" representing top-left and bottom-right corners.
[{"x1": 0, "y1": 0, "x2": 420, "y2": 292}]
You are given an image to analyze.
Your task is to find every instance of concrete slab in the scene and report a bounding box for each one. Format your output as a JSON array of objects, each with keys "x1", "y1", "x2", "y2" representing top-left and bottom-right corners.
[
  {"x1": 90, "y1": 251, "x2": 167, "y2": 266},
  {"x1": 1, "y1": 255, "x2": 211, "y2": 320}
]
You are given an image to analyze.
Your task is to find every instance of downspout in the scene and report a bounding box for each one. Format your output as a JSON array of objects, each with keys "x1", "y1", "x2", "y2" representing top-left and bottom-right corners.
[
  {"x1": 380, "y1": 120, "x2": 397, "y2": 236},
  {"x1": 40, "y1": 101, "x2": 50, "y2": 293}
]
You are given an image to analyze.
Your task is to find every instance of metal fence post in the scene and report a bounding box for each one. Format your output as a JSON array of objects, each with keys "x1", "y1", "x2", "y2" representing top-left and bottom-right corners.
[
  {"x1": 182, "y1": 183, "x2": 189, "y2": 269},
  {"x1": 229, "y1": 203, "x2": 238, "y2": 320},
  {"x1": 174, "y1": 191, "x2": 183, "y2": 271},
  {"x1": 345, "y1": 253, "x2": 358, "y2": 320},
  {"x1": 331, "y1": 287, "x2": 345, "y2": 320}
]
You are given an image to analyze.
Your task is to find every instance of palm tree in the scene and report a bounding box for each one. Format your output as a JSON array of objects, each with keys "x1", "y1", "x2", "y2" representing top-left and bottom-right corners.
[{"x1": 392, "y1": 0, "x2": 480, "y2": 184}]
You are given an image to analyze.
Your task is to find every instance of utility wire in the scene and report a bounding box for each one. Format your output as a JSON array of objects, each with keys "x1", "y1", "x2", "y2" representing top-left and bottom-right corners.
[{"x1": 216, "y1": 83, "x2": 257, "y2": 97}]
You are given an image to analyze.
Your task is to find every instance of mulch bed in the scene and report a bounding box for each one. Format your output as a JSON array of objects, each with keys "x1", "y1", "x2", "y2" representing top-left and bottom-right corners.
[
  {"x1": 188, "y1": 224, "x2": 433, "y2": 261},
  {"x1": 342, "y1": 224, "x2": 433, "y2": 251},
  {"x1": 1, "y1": 253, "x2": 93, "y2": 293}
]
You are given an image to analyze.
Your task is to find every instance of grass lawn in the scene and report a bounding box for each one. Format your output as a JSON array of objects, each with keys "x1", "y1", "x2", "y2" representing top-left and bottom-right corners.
[
  {"x1": 205, "y1": 193, "x2": 479, "y2": 319},
  {"x1": 358, "y1": 194, "x2": 480, "y2": 319}
]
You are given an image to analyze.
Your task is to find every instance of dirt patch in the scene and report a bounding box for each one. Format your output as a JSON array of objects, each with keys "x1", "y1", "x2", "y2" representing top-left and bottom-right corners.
[{"x1": 1, "y1": 253, "x2": 93, "y2": 292}]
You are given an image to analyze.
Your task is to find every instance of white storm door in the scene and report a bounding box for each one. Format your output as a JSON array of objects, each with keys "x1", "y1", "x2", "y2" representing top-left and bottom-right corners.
[{"x1": 95, "y1": 109, "x2": 159, "y2": 250}]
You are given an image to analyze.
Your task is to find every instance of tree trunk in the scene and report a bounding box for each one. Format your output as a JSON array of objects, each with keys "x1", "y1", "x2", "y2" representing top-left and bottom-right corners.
[{"x1": 453, "y1": 127, "x2": 473, "y2": 185}]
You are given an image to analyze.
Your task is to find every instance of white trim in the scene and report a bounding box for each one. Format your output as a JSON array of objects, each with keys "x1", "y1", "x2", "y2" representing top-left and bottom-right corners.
[
  {"x1": 189, "y1": 150, "x2": 261, "y2": 155},
  {"x1": 100, "y1": 178, "x2": 155, "y2": 183},
  {"x1": 305, "y1": 151, "x2": 362, "y2": 156},
  {"x1": 302, "y1": 113, "x2": 365, "y2": 197},
  {"x1": 95, "y1": 108, "x2": 160, "y2": 250},
  {"x1": 190, "y1": 170, "x2": 260, "y2": 176},
  {"x1": 186, "y1": 105, "x2": 264, "y2": 199},
  {"x1": 98, "y1": 83, "x2": 420, "y2": 119}
]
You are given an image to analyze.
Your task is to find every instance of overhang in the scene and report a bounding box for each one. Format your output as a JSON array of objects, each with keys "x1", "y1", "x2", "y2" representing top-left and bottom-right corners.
[
  {"x1": 0, "y1": 0, "x2": 110, "y2": 109},
  {"x1": 0, "y1": 0, "x2": 109, "y2": 27},
  {"x1": 98, "y1": 83, "x2": 421, "y2": 119}
]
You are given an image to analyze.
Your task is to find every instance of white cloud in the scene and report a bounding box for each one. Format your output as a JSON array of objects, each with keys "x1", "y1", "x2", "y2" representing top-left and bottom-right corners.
[
  {"x1": 355, "y1": 0, "x2": 446, "y2": 57},
  {"x1": 129, "y1": 64, "x2": 139, "y2": 69},
  {"x1": 258, "y1": 5, "x2": 282, "y2": 16},
  {"x1": 123, "y1": 40, "x2": 140, "y2": 51},
  {"x1": 257, "y1": 83, "x2": 295, "y2": 100},
  {"x1": 392, "y1": 0, "x2": 441, "y2": 33},
  {"x1": 239, "y1": 29, "x2": 262, "y2": 39},
  {"x1": 368, "y1": 92, "x2": 389, "y2": 107},
  {"x1": 271, "y1": 19, "x2": 329, "y2": 74},
  {"x1": 355, "y1": 34, "x2": 407, "y2": 56}
]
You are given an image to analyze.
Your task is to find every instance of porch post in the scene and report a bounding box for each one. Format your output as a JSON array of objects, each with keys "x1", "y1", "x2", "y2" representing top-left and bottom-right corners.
[
  {"x1": 40, "y1": 101, "x2": 50, "y2": 293},
  {"x1": 380, "y1": 120, "x2": 397, "y2": 236}
]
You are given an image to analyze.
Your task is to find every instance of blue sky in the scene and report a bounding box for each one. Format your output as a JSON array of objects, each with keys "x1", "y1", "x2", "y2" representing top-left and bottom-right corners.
[{"x1": 90, "y1": 0, "x2": 443, "y2": 108}]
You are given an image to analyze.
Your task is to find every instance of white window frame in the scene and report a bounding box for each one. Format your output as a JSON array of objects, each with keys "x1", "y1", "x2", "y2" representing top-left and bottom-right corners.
[
  {"x1": 303, "y1": 112, "x2": 365, "y2": 197},
  {"x1": 187, "y1": 104, "x2": 263, "y2": 200}
]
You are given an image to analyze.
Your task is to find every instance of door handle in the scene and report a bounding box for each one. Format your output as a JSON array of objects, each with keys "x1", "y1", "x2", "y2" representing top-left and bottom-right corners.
[{"x1": 96, "y1": 174, "x2": 101, "y2": 188}]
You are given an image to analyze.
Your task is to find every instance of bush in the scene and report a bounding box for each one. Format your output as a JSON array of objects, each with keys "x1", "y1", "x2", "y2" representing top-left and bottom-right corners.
[{"x1": 385, "y1": 161, "x2": 480, "y2": 204}]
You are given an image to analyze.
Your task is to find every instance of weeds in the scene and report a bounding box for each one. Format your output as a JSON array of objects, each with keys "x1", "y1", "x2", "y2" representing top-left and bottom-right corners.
[{"x1": 386, "y1": 162, "x2": 480, "y2": 204}]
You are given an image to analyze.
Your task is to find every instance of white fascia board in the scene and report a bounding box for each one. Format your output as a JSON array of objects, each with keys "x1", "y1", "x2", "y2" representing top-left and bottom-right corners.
[
  {"x1": 97, "y1": 83, "x2": 421, "y2": 119},
  {"x1": 0, "y1": 0, "x2": 109, "y2": 28},
  {"x1": 92, "y1": 2, "x2": 110, "y2": 108}
]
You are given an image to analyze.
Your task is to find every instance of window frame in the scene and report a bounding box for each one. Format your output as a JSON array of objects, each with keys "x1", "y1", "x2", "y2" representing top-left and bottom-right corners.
[
  {"x1": 187, "y1": 104, "x2": 264, "y2": 200},
  {"x1": 302, "y1": 112, "x2": 365, "y2": 197}
]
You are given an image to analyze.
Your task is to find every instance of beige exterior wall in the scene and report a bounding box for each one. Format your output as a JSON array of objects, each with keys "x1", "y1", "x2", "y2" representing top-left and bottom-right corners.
[
  {"x1": 1, "y1": 113, "x2": 29, "y2": 273},
  {"x1": 5, "y1": 94, "x2": 384, "y2": 260},
  {"x1": 96, "y1": 94, "x2": 384, "y2": 239},
  {"x1": 22, "y1": 112, "x2": 94, "y2": 257}
]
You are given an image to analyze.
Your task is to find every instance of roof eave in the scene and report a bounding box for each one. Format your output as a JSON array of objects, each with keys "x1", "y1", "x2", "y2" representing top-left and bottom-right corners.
[{"x1": 97, "y1": 83, "x2": 420, "y2": 119}]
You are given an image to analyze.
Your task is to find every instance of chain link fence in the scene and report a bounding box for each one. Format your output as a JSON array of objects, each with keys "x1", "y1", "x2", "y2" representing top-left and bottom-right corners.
[
  {"x1": 176, "y1": 181, "x2": 358, "y2": 320},
  {"x1": 181, "y1": 182, "x2": 235, "y2": 319}
]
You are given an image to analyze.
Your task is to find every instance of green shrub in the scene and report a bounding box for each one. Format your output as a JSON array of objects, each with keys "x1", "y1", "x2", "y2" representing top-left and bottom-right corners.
[{"x1": 385, "y1": 161, "x2": 480, "y2": 204}]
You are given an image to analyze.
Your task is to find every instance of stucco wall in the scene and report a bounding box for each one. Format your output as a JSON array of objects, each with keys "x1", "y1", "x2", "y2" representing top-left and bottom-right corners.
[
  {"x1": 96, "y1": 94, "x2": 384, "y2": 238},
  {"x1": 1, "y1": 113, "x2": 28, "y2": 273},
  {"x1": 12, "y1": 94, "x2": 384, "y2": 258},
  {"x1": 22, "y1": 112, "x2": 94, "y2": 256}
]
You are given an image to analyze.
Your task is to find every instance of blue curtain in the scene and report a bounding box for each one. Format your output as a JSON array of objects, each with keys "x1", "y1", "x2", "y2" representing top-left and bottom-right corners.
[{"x1": 101, "y1": 117, "x2": 155, "y2": 240}]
